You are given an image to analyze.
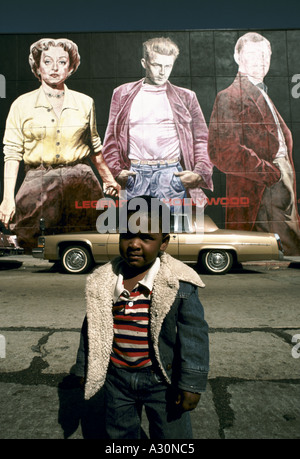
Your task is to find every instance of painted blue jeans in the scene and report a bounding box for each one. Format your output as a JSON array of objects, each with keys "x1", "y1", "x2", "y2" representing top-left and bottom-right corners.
[
  {"x1": 104, "y1": 364, "x2": 193, "y2": 439},
  {"x1": 125, "y1": 162, "x2": 187, "y2": 213}
]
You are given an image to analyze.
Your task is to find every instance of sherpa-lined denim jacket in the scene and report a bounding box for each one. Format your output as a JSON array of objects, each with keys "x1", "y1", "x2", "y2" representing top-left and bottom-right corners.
[{"x1": 75, "y1": 252, "x2": 209, "y2": 400}]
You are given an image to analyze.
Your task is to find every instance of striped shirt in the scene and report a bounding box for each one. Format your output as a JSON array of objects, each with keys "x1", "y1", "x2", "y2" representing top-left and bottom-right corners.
[{"x1": 110, "y1": 258, "x2": 160, "y2": 369}]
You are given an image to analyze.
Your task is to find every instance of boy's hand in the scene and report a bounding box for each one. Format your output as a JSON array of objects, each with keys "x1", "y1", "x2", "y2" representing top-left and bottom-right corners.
[{"x1": 175, "y1": 390, "x2": 201, "y2": 412}]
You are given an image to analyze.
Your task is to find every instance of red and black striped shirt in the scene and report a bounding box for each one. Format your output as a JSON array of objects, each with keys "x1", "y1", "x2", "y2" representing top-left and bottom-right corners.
[
  {"x1": 111, "y1": 285, "x2": 152, "y2": 368},
  {"x1": 110, "y1": 258, "x2": 161, "y2": 369}
]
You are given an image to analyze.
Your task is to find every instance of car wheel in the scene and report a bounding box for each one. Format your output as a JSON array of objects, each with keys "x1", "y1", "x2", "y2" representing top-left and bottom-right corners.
[
  {"x1": 61, "y1": 246, "x2": 93, "y2": 274},
  {"x1": 201, "y1": 250, "x2": 233, "y2": 274}
]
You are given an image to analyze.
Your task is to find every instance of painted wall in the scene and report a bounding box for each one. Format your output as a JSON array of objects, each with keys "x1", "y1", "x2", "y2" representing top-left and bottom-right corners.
[{"x1": 0, "y1": 30, "x2": 300, "y2": 254}]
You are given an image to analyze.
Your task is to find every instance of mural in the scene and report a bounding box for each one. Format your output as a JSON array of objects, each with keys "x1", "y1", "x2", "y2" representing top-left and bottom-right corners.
[
  {"x1": 0, "y1": 30, "x2": 300, "y2": 255},
  {"x1": 208, "y1": 32, "x2": 300, "y2": 256},
  {"x1": 101, "y1": 37, "x2": 213, "y2": 214},
  {"x1": 0, "y1": 38, "x2": 118, "y2": 252}
]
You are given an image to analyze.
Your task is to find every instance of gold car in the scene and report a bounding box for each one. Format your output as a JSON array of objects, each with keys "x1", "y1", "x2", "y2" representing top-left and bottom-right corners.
[{"x1": 32, "y1": 215, "x2": 284, "y2": 275}]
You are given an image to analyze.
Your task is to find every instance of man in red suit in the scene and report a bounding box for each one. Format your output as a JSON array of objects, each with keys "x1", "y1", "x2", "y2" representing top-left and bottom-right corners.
[{"x1": 208, "y1": 32, "x2": 300, "y2": 255}]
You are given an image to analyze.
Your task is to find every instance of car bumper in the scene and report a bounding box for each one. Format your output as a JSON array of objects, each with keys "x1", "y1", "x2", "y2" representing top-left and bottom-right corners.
[
  {"x1": 32, "y1": 248, "x2": 44, "y2": 259},
  {"x1": 0, "y1": 247, "x2": 24, "y2": 256}
]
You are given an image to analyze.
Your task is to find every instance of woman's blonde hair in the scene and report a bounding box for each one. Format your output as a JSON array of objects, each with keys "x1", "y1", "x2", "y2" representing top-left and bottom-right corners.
[{"x1": 29, "y1": 38, "x2": 81, "y2": 80}]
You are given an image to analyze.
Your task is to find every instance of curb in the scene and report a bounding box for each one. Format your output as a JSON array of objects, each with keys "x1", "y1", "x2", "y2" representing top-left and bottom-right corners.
[
  {"x1": 242, "y1": 256, "x2": 300, "y2": 268},
  {"x1": 1, "y1": 255, "x2": 300, "y2": 270}
]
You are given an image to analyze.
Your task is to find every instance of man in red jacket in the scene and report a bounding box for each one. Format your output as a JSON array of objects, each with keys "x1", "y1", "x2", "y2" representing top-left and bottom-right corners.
[
  {"x1": 208, "y1": 32, "x2": 300, "y2": 255},
  {"x1": 102, "y1": 37, "x2": 213, "y2": 214}
]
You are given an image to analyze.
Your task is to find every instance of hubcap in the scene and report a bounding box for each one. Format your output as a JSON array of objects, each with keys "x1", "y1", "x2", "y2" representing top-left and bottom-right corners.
[
  {"x1": 65, "y1": 250, "x2": 86, "y2": 270},
  {"x1": 207, "y1": 251, "x2": 229, "y2": 271}
]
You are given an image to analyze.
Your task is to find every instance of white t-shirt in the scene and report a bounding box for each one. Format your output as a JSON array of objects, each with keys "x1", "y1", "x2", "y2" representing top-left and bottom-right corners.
[{"x1": 128, "y1": 82, "x2": 181, "y2": 161}]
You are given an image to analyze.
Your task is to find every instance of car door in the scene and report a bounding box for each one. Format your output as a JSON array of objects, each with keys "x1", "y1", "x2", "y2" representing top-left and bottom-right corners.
[
  {"x1": 177, "y1": 232, "x2": 204, "y2": 263},
  {"x1": 106, "y1": 233, "x2": 121, "y2": 260},
  {"x1": 90, "y1": 233, "x2": 110, "y2": 262}
]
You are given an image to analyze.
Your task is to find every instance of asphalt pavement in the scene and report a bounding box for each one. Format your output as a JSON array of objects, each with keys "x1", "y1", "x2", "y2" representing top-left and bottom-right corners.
[{"x1": 0, "y1": 255, "x2": 300, "y2": 444}]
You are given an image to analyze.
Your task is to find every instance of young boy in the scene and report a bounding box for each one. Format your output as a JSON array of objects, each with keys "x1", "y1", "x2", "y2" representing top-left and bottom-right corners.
[{"x1": 75, "y1": 195, "x2": 209, "y2": 439}]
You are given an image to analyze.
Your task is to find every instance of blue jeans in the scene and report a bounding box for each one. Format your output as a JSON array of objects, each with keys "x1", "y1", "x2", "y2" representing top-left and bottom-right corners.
[
  {"x1": 125, "y1": 162, "x2": 187, "y2": 213},
  {"x1": 104, "y1": 365, "x2": 193, "y2": 439}
]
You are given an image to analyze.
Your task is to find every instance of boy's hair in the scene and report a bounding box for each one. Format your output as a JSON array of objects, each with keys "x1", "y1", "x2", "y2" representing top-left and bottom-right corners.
[
  {"x1": 143, "y1": 37, "x2": 179, "y2": 61},
  {"x1": 125, "y1": 195, "x2": 171, "y2": 235}
]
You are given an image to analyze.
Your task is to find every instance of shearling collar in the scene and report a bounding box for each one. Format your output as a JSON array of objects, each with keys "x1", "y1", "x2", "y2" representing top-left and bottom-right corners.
[{"x1": 159, "y1": 252, "x2": 205, "y2": 288}]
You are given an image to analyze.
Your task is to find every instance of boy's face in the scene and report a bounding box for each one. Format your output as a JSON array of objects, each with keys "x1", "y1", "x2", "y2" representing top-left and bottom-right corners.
[{"x1": 119, "y1": 213, "x2": 169, "y2": 272}]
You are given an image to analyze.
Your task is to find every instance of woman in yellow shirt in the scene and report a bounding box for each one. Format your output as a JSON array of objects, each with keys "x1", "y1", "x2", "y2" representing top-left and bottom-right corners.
[{"x1": 0, "y1": 38, "x2": 118, "y2": 252}]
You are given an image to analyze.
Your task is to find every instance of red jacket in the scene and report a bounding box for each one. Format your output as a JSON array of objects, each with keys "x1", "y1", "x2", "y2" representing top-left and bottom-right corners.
[
  {"x1": 102, "y1": 79, "x2": 213, "y2": 206},
  {"x1": 208, "y1": 74, "x2": 297, "y2": 230}
]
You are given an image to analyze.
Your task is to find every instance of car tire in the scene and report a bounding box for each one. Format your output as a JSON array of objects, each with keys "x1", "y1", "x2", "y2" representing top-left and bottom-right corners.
[
  {"x1": 61, "y1": 245, "x2": 93, "y2": 274},
  {"x1": 201, "y1": 250, "x2": 233, "y2": 275}
]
